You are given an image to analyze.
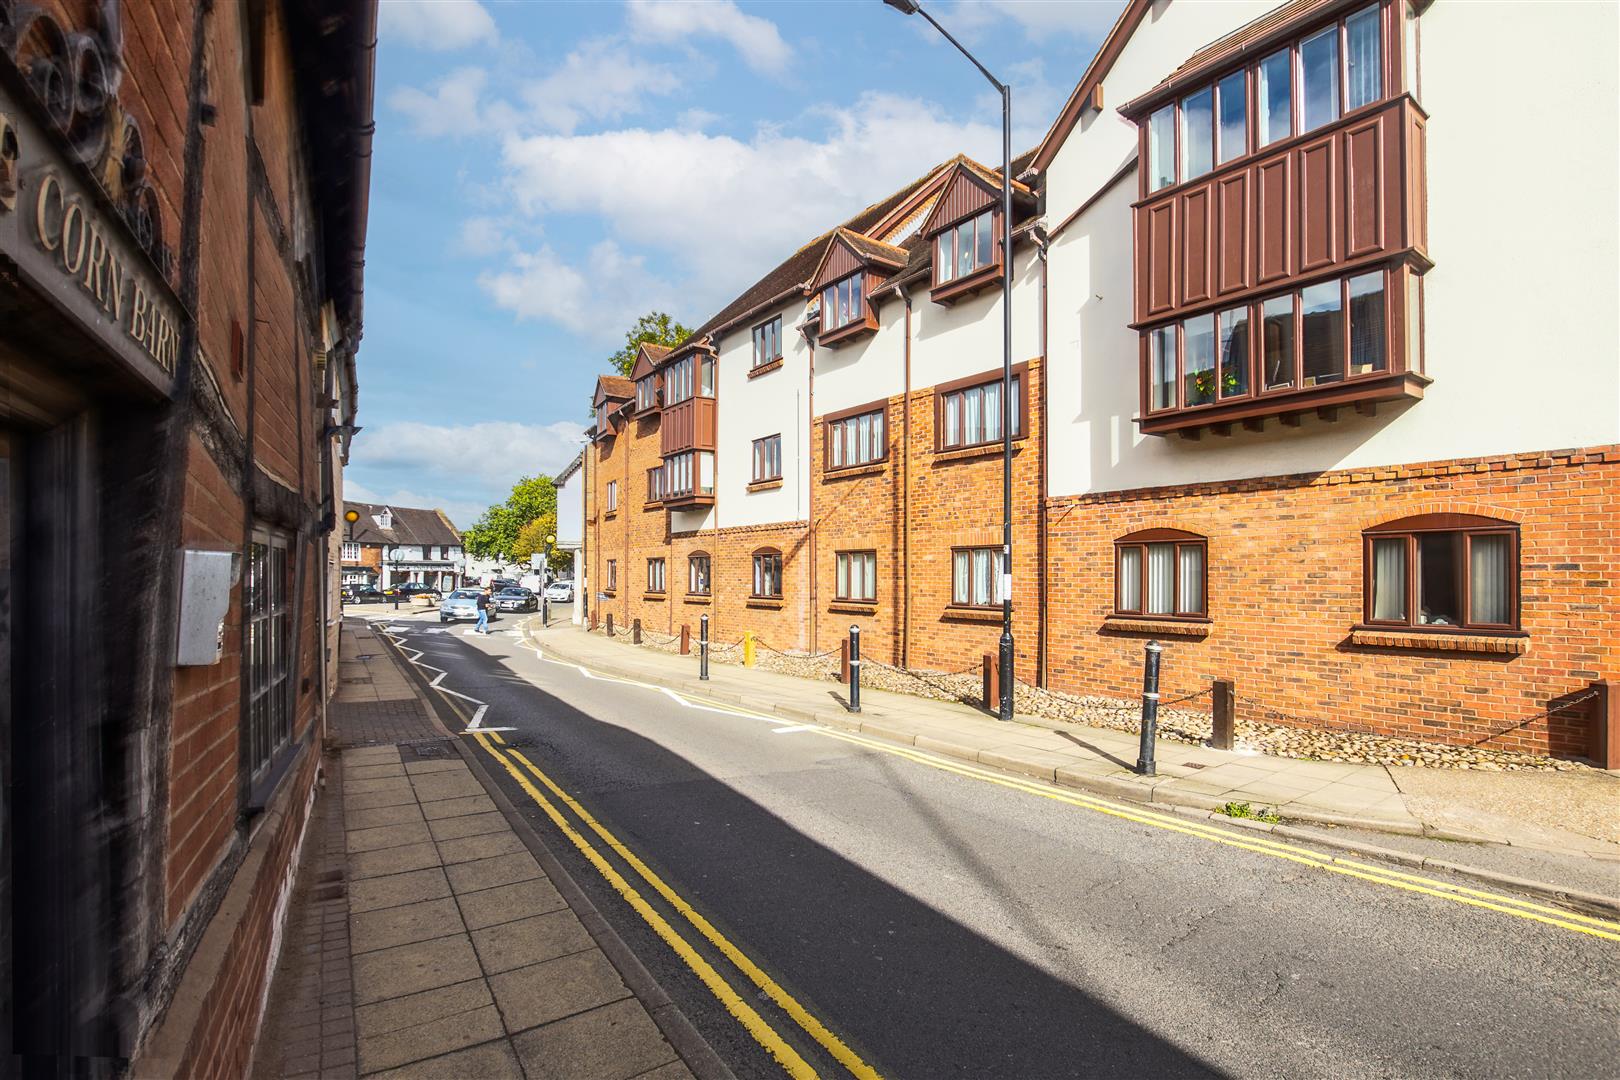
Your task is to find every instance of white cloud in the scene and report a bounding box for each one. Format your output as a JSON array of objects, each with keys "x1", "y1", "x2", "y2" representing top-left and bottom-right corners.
[
  {"x1": 478, "y1": 240, "x2": 676, "y2": 340},
  {"x1": 944, "y1": 0, "x2": 1127, "y2": 40},
  {"x1": 378, "y1": 0, "x2": 498, "y2": 51},
  {"x1": 522, "y1": 40, "x2": 681, "y2": 134},
  {"x1": 390, "y1": 67, "x2": 516, "y2": 138},
  {"x1": 626, "y1": 0, "x2": 790, "y2": 76},
  {"x1": 455, "y1": 216, "x2": 513, "y2": 257},
  {"x1": 494, "y1": 92, "x2": 1035, "y2": 315}
]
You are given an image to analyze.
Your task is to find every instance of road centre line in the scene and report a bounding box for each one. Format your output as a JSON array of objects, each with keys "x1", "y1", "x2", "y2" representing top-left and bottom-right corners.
[
  {"x1": 515, "y1": 624, "x2": 1620, "y2": 943},
  {"x1": 383, "y1": 629, "x2": 515, "y2": 734},
  {"x1": 471, "y1": 732, "x2": 824, "y2": 1080},
  {"x1": 485, "y1": 731, "x2": 884, "y2": 1080}
]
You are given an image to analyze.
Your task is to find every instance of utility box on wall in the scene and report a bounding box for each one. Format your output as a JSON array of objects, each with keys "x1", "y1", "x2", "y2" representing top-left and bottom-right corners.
[{"x1": 176, "y1": 549, "x2": 239, "y2": 665}]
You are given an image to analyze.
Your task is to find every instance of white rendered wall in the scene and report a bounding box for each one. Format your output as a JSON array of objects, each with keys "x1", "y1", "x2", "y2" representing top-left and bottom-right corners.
[
  {"x1": 714, "y1": 298, "x2": 812, "y2": 527},
  {"x1": 812, "y1": 295, "x2": 906, "y2": 416},
  {"x1": 556, "y1": 469, "x2": 583, "y2": 546},
  {"x1": 1044, "y1": 0, "x2": 1620, "y2": 499},
  {"x1": 908, "y1": 245, "x2": 1043, "y2": 392}
]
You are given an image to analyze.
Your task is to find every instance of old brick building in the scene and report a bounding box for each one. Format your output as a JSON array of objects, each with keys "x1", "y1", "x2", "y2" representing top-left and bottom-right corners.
[
  {"x1": 339, "y1": 501, "x2": 463, "y2": 594},
  {"x1": 585, "y1": 0, "x2": 1618, "y2": 761},
  {"x1": 1, "y1": 0, "x2": 373, "y2": 1073}
]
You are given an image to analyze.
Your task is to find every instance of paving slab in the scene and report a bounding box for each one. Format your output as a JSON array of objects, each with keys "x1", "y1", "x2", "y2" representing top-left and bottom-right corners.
[
  {"x1": 351, "y1": 898, "x2": 465, "y2": 956},
  {"x1": 471, "y1": 910, "x2": 593, "y2": 975},
  {"x1": 353, "y1": 934, "x2": 483, "y2": 1006},
  {"x1": 349, "y1": 842, "x2": 444, "y2": 881},
  {"x1": 426, "y1": 811, "x2": 510, "y2": 843},
  {"x1": 456, "y1": 879, "x2": 568, "y2": 932},
  {"x1": 348, "y1": 868, "x2": 453, "y2": 916},
  {"x1": 348, "y1": 763, "x2": 408, "y2": 781},
  {"x1": 446, "y1": 852, "x2": 543, "y2": 895},
  {"x1": 510, "y1": 998, "x2": 676, "y2": 1080},
  {"x1": 346, "y1": 821, "x2": 434, "y2": 854},
  {"x1": 358, "y1": 1003, "x2": 506, "y2": 1074},
  {"x1": 489, "y1": 950, "x2": 631, "y2": 1034},
  {"x1": 356, "y1": 979, "x2": 493, "y2": 1039},
  {"x1": 418, "y1": 794, "x2": 498, "y2": 821},
  {"x1": 409, "y1": 773, "x2": 487, "y2": 803},
  {"x1": 346, "y1": 803, "x2": 428, "y2": 832},
  {"x1": 366, "y1": 1039, "x2": 520, "y2": 1080}
]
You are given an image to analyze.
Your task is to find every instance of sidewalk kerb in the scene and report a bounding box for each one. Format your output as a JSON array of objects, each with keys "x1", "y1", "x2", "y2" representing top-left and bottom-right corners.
[{"x1": 537, "y1": 626, "x2": 1620, "y2": 921}]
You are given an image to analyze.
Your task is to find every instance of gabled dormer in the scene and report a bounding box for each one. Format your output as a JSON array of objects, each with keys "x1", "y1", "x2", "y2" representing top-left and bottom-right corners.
[
  {"x1": 592, "y1": 375, "x2": 634, "y2": 439},
  {"x1": 630, "y1": 343, "x2": 671, "y2": 416},
  {"x1": 918, "y1": 159, "x2": 1035, "y2": 306},
  {"x1": 807, "y1": 229, "x2": 907, "y2": 349}
]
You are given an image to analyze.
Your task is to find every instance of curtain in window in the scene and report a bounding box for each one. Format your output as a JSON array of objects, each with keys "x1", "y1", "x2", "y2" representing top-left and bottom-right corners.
[
  {"x1": 944, "y1": 394, "x2": 960, "y2": 446},
  {"x1": 1118, "y1": 547, "x2": 1142, "y2": 611},
  {"x1": 1470, "y1": 535, "x2": 1510, "y2": 624},
  {"x1": 1345, "y1": 5, "x2": 1382, "y2": 111},
  {"x1": 1372, "y1": 537, "x2": 1406, "y2": 621},
  {"x1": 953, "y1": 550, "x2": 970, "y2": 604},
  {"x1": 964, "y1": 390, "x2": 982, "y2": 444},
  {"x1": 937, "y1": 233, "x2": 954, "y2": 282},
  {"x1": 957, "y1": 220, "x2": 974, "y2": 278},
  {"x1": 1177, "y1": 545, "x2": 1204, "y2": 614},
  {"x1": 983, "y1": 381, "x2": 1002, "y2": 441},
  {"x1": 975, "y1": 549, "x2": 996, "y2": 606},
  {"x1": 1146, "y1": 543, "x2": 1174, "y2": 614}
]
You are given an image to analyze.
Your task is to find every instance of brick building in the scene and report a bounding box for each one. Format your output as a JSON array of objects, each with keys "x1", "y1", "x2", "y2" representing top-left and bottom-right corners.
[
  {"x1": 0, "y1": 0, "x2": 374, "y2": 1073},
  {"x1": 585, "y1": 0, "x2": 1618, "y2": 760},
  {"x1": 340, "y1": 501, "x2": 462, "y2": 593}
]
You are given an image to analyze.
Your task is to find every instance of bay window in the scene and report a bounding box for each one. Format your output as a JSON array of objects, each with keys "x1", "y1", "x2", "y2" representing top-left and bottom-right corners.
[
  {"x1": 636, "y1": 374, "x2": 658, "y2": 412},
  {"x1": 1216, "y1": 70, "x2": 1246, "y2": 165},
  {"x1": 1299, "y1": 24, "x2": 1341, "y2": 132},
  {"x1": 822, "y1": 274, "x2": 865, "y2": 333},
  {"x1": 934, "y1": 210, "x2": 995, "y2": 284},
  {"x1": 1179, "y1": 86, "x2": 1213, "y2": 181},
  {"x1": 836, "y1": 551, "x2": 876, "y2": 603},
  {"x1": 951, "y1": 547, "x2": 1006, "y2": 608},
  {"x1": 1364, "y1": 516, "x2": 1518, "y2": 631},
  {"x1": 827, "y1": 407, "x2": 885, "y2": 470},
  {"x1": 1257, "y1": 49, "x2": 1292, "y2": 147},
  {"x1": 752, "y1": 549, "x2": 783, "y2": 599},
  {"x1": 1114, "y1": 530, "x2": 1207, "y2": 619},
  {"x1": 663, "y1": 356, "x2": 714, "y2": 405},
  {"x1": 663, "y1": 450, "x2": 714, "y2": 499}
]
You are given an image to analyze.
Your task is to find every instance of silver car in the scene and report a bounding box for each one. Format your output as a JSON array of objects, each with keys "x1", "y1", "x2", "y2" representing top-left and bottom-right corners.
[{"x1": 439, "y1": 589, "x2": 494, "y2": 624}]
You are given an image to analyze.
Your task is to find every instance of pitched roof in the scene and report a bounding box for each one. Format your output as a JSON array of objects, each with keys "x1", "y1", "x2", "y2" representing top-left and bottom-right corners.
[
  {"x1": 630, "y1": 342, "x2": 672, "y2": 379},
  {"x1": 344, "y1": 502, "x2": 462, "y2": 547},
  {"x1": 555, "y1": 450, "x2": 584, "y2": 486},
  {"x1": 593, "y1": 375, "x2": 634, "y2": 405}
]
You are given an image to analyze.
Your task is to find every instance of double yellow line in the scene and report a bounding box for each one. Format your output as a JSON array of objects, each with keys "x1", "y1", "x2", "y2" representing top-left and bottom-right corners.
[{"x1": 474, "y1": 730, "x2": 881, "y2": 1080}]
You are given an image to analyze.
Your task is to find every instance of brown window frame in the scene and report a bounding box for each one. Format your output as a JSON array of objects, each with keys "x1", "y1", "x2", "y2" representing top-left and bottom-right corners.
[
  {"x1": 646, "y1": 465, "x2": 664, "y2": 503},
  {"x1": 1141, "y1": 1, "x2": 1392, "y2": 199},
  {"x1": 636, "y1": 374, "x2": 659, "y2": 413},
  {"x1": 931, "y1": 208, "x2": 1001, "y2": 289},
  {"x1": 823, "y1": 400, "x2": 888, "y2": 472},
  {"x1": 935, "y1": 364, "x2": 1029, "y2": 450},
  {"x1": 752, "y1": 434, "x2": 783, "y2": 482},
  {"x1": 834, "y1": 550, "x2": 877, "y2": 603},
  {"x1": 752, "y1": 316, "x2": 783, "y2": 369},
  {"x1": 751, "y1": 548, "x2": 783, "y2": 599},
  {"x1": 687, "y1": 552, "x2": 711, "y2": 596},
  {"x1": 1143, "y1": 267, "x2": 1400, "y2": 416},
  {"x1": 1361, "y1": 514, "x2": 1520, "y2": 633},
  {"x1": 647, "y1": 557, "x2": 666, "y2": 594},
  {"x1": 820, "y1": 272, "x2": 867, "y2": 334},
  {"x1": 604, "y1": 479, "x2": 618, "y2": 513},
  {"x1": 949, "y1": 545, "x2": 1007, "y2": 609},
  {"x1": 1113, "y1": 529, "x2": 1209, "y2": 620},
  {"x1": 605, "y1": 559, "x2": 617, "y2": 591}
]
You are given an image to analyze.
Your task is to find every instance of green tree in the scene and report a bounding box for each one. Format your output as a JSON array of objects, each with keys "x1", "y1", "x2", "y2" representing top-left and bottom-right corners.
[
  {"x1": 608, "y1": 311, "x2": 693, "y2": 377},
  {"x1": 512, "y1": 515, "x2": 569, "y2": 574},
  {"x1": 462, "y1": 475, "x2": 558, "y2": 561}
]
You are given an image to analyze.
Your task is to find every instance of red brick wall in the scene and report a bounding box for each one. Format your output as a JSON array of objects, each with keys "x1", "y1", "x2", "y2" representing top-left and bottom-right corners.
[{"x1": 1045, "y1": 447, "x2": 1620, "y2": 756}]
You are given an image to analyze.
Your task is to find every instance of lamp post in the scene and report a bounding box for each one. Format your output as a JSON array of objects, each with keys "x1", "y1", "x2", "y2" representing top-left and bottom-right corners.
[
  {"x1": 884, "y1": 0, "x2": 1015, "y2": 721},
  {"x1": 542, "y1": 533, "x2": 556, "y2": 625},
  {"x1": 342, "y1": 509, "x2": 360, "y2": 600},
  {"x1": 388, "y1": 547, "x2": 405, "y2": 609}
]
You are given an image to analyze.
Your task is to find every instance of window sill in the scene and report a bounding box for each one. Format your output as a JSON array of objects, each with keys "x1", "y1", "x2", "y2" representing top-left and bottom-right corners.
[
  {"x1": 941, "y1": 605, "x2": 1005, "y2": 623},
  {"x1": 643, "y1": 500, "x2": 664, "y2": 511},
  {"x1": 643, "y1": 592, "x2": 667, "y2": 601},
  {"x1": 931, "y1": 262, "x2": 1003, "y2": 306},
  {"x1": 829, "y1": 601, "x2": 878, "y2": 615},
  {"x1": 683, "y1": 595, "x2": 712, "y2": 605},
  {"x1": 1102, "y1": 616, "x2": 1211, "y2": 638},
  {"x1": 601, "y1": 589, "x2": 616, "y2": 598},
  {"x1": 1140, "y1": 372, "x2": 1430, "y2": 438},
  {"x1": 747, "y1": 597, "x2": 785, "y2": 610},
  {"x1": 604, "y1": 511, "x2": 617, "y2": 521},
  {"x1": 748, "y1": 358, "x2": 784, "y2": 379},
  {"x1": 1348, "y1": 627, "x2": 1528, "y2": 655},
  {"x1": 747, "y1": 478, "x2": 784, "y2": 492},
  {"x1": 931, "y1": 438, "x2": 1026, "y2": 465},
  {"x1": 822, "y1": 462, "x2": 887, "y2": 481}
]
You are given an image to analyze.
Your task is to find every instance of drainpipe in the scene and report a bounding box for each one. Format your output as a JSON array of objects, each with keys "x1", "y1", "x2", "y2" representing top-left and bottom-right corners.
[
  {"x1": 898, "y1": 283, "x2": 913, "y2": 669},
  {"x1": 1034, "y1": 223, "x2": 1051, "y2": 688}
]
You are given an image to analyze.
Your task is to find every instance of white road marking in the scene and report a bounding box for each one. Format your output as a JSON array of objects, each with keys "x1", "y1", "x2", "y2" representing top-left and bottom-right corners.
[{"x1": 770, "y1": 725, "x2": 815, "y2": 734}]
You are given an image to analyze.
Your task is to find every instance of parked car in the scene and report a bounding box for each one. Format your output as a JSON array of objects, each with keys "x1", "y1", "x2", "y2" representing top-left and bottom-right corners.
[
  {"x1": 544, "y1": 580, "x2": 573, "y2": 602},
  {"x1": 390, "y1": 583, "x2": 442, "y2": 608},
  {"x1": 345, "y1": 587, "x2": 386, "y2": 604},
  {"x1": 494, "y1": 587, "x2": 537, "y2": 613},
  {"x1": 439, "y1": 589, "x2": 495, "y2": 624}
]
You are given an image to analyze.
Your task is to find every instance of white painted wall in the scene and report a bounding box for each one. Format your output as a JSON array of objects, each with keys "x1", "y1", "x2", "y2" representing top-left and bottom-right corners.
[
  {"x1": 556, "y1": 466, "x2": 583, "y2": 546},
  {"x1": 1044, "y1": 0, "x2": 1620, "y2": 498},
  {"x1": 715, "y1": 299, "x2": 813, "y2": 527},
  {"x1": 909, "y1": 245, "x2": 1044, "y2": 392},
  {"x1": 812, "y1": 295, "x2": 906, "y2": 416}
]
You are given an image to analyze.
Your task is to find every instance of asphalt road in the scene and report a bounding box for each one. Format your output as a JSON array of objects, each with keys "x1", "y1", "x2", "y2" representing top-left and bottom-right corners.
[{"x1": 384, "y1": 616, "x2": 1620, "y2": 1080}]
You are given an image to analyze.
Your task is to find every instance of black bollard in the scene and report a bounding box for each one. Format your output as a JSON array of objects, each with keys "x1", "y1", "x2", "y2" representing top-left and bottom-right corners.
[
  {"x1": 1136, "y1": 640, "x2": 1163, "y2": 776},
  {"x1": 848, "y1": 625, "x2": 862, "y2": 714},
  {"x1": 699, "y1": 614, "x2": 709, "y2": 681}
]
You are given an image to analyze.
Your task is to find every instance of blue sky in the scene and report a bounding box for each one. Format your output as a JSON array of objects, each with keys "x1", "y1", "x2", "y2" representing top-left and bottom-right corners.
[{"x1": 346, "y1": 0, "x2": 1125, "y2": 526}]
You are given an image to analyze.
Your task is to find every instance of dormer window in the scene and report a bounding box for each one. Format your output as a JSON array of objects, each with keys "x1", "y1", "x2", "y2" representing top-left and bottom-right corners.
[
  {"x1": 377, "y1": 509, "x2": 391, "y2": 529},
  {"x1": 636, "y1": 374, "x2": 659, "y2": 412},
  {"x1": 935, "y1": 210, "x2": 994, "y2": 286},
  {"x1": 821, "y1": 274, "x2": 865, "y2": 334}
]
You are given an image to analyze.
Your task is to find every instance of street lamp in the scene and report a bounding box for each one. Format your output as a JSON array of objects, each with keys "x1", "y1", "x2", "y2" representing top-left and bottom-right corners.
[
  {"x1": 884, "y1": 0, "x2": 1016, "y2": 721},
  {"x1": 388, "y1": 547, "x2": 405, "y2": 609},
  {"x1": 541, "y1": 532, "x2": 556, "y2": 625}
]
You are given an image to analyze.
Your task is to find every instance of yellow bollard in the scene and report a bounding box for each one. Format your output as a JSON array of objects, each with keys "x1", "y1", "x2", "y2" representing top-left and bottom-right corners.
[{"x1": 743, "y1": 631, "x2": 756, "y2": 667}]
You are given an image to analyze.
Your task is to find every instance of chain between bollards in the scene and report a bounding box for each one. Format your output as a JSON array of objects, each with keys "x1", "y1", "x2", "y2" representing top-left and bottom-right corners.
[
  {"x1": 1136, "y1": 640, "x2": 1163, "y2": 776},
  {"x1": 699, "y1": 613, "x2": 710, "y2": 681},
  {"x1": 847, "y1": 624, "x2": 861, "y2": 713}
]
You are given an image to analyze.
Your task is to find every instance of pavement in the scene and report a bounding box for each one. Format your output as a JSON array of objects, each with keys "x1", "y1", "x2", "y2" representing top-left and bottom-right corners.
[
  {"x1": 253, "y1": 619, "x2": 724, "y2": 1079},
  {"x1": 336, "y1": 611, "x2": 1620, "y2": 1079},
  {"x1": 501, "y1": 617, "x2": 1620, "y2": 868}
]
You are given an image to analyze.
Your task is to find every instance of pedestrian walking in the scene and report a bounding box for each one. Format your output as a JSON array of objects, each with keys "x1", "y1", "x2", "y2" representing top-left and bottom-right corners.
[{"x1": 475, "y1": 586, "x2": 492, "y2": 634}]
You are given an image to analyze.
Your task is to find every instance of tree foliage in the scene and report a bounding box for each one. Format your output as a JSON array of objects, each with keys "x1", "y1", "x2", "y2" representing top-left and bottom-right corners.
[
  {"x1": 462, "y1": 475, "x2": 557, "y2": 561},
  {"x1": 608, "y1": 311, "x2": 693, "y2": 377},
  {"x1": 512, "y1": 516, "x2": 569, "y2": 574}
]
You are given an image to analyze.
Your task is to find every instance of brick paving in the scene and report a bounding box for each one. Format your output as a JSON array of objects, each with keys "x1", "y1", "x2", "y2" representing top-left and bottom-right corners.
[{"x1": 252, "y1": 620, "x2": 709, "y2": 1078}]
